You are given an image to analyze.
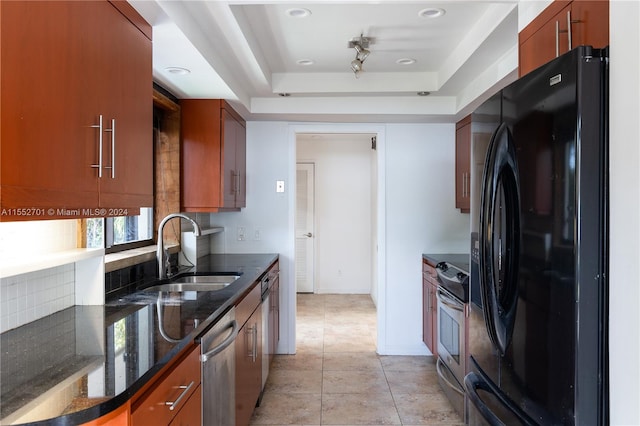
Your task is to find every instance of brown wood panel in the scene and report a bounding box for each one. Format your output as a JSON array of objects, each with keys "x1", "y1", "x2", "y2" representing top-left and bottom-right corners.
[
  {"x1": 98, "y1": 1, "x2": 153, "y2": 209},
  {"x1": 455, "y1": 116, "x2": 471, "y2": 213},
  {"x1": 131, "y1": 345, "x2": 200, "y2": 425},
  {"x1": 570, "y1": 0, "x2": 609, "y2": 49},
  {"x1": 235, "y1": 307, "x2": 262, "y2": 426},
  {"x1": 235, "y1": 282, "x2": 261, "y2": 329},
  {"x1": 422, "y1": 259, "x2": 438, "y2": 357},
  {"x1": 181, "y1": 99, "x2": 246, "y2": 212},
  {"x1": 519, "y1": 0, "x2": 572, "y2": 43},
  {"x1": 0, "y1": 1, "x2": 153, "y2": 220},
  {"x1": 519, "y1": 0, "x2": 608, "y2": 77},
  {"x1": 181, "y1": 99, "x2": 223, "y2": 210},
  {"x1": 1, "y1": 1, "x2": 101, "y2": 212},
  {"x1": 169, "y1": 385, "x2": 202, "y2": 426},
  {"x1": 108, "y1": 0, "x2": 152, "y2": 40},
  {"x1": 154, "y1": 92, "x2": 182, "y2": 246}
]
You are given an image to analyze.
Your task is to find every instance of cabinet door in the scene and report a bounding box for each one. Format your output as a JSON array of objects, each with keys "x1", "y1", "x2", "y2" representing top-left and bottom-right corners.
[
  {"x1": 1, "y1": 1, "x2": 152, "y2": 218},
  {"x1": 1, "y1": 1, "x2": 101, "y2": 211},
  {"x1": 181, "y1": 99, "x2": 246, "y2": 212},
  {"x1": 455, "y1": 117, "x2": 471, "y2": 213},
  {"x1": 97, "y1": 2, "x2": 153, "y2": 209},
  {"x1": 169, "y1": 385, "x2": 202, "y2": 426},
  {"x1": 235, "y1": 307, "x2": 262, "y2": 426},
  {"x1": 222, "y1": 109, "x2": 239, "y2": 208},
  {"x1": 570, "y1": 1, "x2": 609, "y2": 49},
  {"x1": 132, "y1": 346, "x2": 200, "y2": 425},
  {"x1": 235, "y1": 120, "x2": 247, "y2": 208},
  {"x1": 422, "y1": 279, "x2": 434, "y2": 353}
]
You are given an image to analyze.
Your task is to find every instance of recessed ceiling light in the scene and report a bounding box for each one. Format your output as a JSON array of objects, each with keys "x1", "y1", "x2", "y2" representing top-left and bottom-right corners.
[
  {"x1": 296, "y1": 59, "x2": 315, "y2": 66},
  {"x1": 165, "y1": 66, "x2": 191, "y2": 75},
  {"x1": 396, "y1": 58, "x2": 416, "y2": 65},
  {"x1": 286, "y1": 8, "x2": 311, "y2": 18},
  {"x1": 418, "y1": 8, "x2": 446, "y2": 18},
  {"x1": 417, "y1": 91, "x2": 431, "y2": 96}
]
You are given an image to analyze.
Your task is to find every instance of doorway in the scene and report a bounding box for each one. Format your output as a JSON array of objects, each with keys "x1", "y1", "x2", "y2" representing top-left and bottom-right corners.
[
  {"x1": 295, "y1": 163, "x2": 315, "y2": 293},
  {"x1": 296, "y1": 133, "x2": 376, "y2": 296}
]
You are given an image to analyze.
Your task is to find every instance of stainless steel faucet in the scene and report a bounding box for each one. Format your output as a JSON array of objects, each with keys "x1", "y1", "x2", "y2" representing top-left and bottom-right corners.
[{"x1": 157, "y1": 213, "x2": 201, "y2": 279}]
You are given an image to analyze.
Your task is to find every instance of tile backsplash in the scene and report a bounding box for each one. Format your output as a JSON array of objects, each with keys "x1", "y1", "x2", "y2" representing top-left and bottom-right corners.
[{"x1": 0, "y1": 264, "x2": 75, "y2": 333}]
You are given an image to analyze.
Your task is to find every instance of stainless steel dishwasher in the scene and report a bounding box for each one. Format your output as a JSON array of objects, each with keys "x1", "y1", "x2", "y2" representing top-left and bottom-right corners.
[{"x1": 200, "y1": 307, "x2": 238, "y2": 425}]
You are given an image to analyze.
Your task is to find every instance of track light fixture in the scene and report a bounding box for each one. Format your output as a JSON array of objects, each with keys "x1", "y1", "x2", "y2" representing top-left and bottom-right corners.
[{"x1": 348, "y1": 34, "x2": 373, "y2": 77}]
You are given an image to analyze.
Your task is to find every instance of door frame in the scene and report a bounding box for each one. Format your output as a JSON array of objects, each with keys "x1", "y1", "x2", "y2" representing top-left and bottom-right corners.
[
  {"x1": 295, "y1": 162, "x2": 315, "y2": 293},
  {"x1": 284, "y1": 124, "x2": 387, "y2": 355}
]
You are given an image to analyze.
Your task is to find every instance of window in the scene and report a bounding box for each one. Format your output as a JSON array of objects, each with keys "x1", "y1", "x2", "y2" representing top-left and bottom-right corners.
[{"x1": 86, "y1": 208, "x2": 153, "y2": 252}]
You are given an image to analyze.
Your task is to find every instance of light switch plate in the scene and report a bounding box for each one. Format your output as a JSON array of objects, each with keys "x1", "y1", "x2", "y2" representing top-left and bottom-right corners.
[{"x1": 276, "y1": 180, "x2": 285, "y2": 193}]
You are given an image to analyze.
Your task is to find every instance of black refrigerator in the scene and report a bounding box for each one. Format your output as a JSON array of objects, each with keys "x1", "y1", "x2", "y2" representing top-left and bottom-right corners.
[{"x1": 465, "y1": 46, "x2": 608, "y2": 425}]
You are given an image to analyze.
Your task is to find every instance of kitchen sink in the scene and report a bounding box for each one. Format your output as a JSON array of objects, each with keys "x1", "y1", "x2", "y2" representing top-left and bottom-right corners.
[
  {"x1": 171, "y1": 275, "x2": 240, "y2": 284},
  {"x1": 142, "y1": 275, "x2": 240, "y2": 292},
  {"x1": 142, "y1": 282, "x2": 231, "y2": 292}
]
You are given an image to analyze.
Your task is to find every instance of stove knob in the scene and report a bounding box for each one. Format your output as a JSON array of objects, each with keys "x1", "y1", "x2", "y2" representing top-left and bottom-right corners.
[
  {"x1": 457, "y1": 272, "x2": 467, "y2": 281},
  {"x1": 436, "y1": 262, "x2": 448, "y2": 271}
]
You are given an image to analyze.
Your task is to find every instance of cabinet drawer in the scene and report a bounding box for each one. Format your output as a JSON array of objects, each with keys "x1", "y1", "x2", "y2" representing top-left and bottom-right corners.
[
  {"x1": 235, "y1": 283, "x2": 261, "y2": 329},
  {"x1": 132, "y1": 345, "x2": 200, "y2": 425}
]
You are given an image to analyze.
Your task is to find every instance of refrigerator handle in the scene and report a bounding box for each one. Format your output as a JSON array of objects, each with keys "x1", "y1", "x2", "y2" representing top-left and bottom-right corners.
[
  {"x1": 465, "y1": 372, "x2": 507, "y2": 426},
  {"x1": 479, "y1": 123, "x2": 521, "y2": 356}
]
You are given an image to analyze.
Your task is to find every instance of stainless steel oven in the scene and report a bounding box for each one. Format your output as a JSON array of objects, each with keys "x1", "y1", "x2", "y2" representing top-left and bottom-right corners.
[
  {"x1": 437, "y1": 286, "x2": 466, "y2": 381},
  {"x1": 435, "y1": 261, "x2": 469, "y2": 421}
]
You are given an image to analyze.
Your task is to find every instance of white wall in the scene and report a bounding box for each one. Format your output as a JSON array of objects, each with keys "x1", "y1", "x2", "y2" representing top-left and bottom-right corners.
[
  {"x1": 297, "y1": 134, "x2": 374, "y2": 294},
  {"x1": 209, "y1": 121, "x2": 470, "y2": 355},
  {"x1": 383, "y1": 124, "x2": 470, "y2": 354},
  {"x1": 609, "y1": 1, "x2": 640, "y2": 423}
]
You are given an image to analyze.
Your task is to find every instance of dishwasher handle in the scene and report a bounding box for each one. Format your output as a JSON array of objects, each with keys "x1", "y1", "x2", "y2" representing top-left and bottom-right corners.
[{"x1": 201, "y1": 320, "x2": 239, "y2": 363}]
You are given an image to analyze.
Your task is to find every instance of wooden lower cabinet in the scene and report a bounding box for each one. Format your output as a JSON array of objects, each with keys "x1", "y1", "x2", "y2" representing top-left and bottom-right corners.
[
  {"x1": 267, "y1": 261, "x2": 280, "y2": 367},
  {"x1": 131, "y1": 345, "x2": 201, "y2": 425},
  {"x1": 235, "y1": 306, "x2": 262, "y2": 426},
  {"x1": 169, "y1": 384, "x2": 202, "y2": 426},
  {"x1": 422, "y1": 259, "x2": 439, "y2": 357}
]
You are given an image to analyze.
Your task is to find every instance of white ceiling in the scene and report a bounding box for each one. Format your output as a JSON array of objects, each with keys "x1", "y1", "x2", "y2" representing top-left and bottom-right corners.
[{"x1": 129, "y1": 0, "x2": 520, "y2": 123}]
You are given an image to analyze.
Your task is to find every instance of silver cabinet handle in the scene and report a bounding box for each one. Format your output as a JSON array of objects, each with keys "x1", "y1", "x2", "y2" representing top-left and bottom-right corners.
[
  {"x1": 555, "y1": 20, "x2": 560, "y2": 57},
  {"x1": 165, "y1": 381, "x2": 195, "y2": 411},
  {"x1": 252, "y1": 322, "x2": 258, "y2": 362},
  {"x1": 103, "y1": 118, "x2": 116, "y2": 178},
  {"x1": 246, "y1": 324, "x2": 257, "y2": 361},
  {"x1": 235, "y1": 172, "x2": 241, "y2": 195},
  {"x1": 305, "y1": 232, "x2": 313, "y2": 238},
  {"x1": 90, "y1": 115, "x2": 103, "y2": 177},
  {"x1": 567, "y1": 10, "x2": 572, "y2": 51}
]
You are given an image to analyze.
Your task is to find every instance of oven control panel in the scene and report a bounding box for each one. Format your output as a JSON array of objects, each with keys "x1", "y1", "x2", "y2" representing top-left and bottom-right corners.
[{"x1": 436, "y1": 262, "x2": 469, "y2": 284}]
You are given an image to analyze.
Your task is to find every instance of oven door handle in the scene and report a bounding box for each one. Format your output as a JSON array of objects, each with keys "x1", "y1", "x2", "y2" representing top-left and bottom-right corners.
[
  {"x1": 437, "y1": 288, "x2": 464, "y2": 312},
  {"x1": 436, "y1": 358, "x2": 464, "y2": 396}
]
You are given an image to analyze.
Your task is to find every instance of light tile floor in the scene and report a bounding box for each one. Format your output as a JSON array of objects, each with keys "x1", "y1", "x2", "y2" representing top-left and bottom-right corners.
[{"x1": 250, "y1": 294, "x2": 464, "y2": 426}]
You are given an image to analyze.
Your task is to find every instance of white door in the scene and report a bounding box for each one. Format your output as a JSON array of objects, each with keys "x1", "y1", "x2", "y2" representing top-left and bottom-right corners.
[{"x1": 295, "y1": 163, "x2": 315, "y2": 293}]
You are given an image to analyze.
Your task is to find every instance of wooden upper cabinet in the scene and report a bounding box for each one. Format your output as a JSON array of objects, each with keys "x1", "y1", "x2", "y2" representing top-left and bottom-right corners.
[
  {"x1": 181, "y1": 99, "x2": 246, "y2": 212},
  {"x1": 519, "y1": 0, "x2": 609, "y2": 77},
  {"x1": 0, "y1": 1, "x2": 152, "y2": 221},
  {"x1": 455, "y1": 116, "x2": 471, "y2": 213}
]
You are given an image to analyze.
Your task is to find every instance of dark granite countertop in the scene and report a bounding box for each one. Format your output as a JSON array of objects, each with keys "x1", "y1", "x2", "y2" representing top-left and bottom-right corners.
[
  {"x1": 422, "y1": 253, "x2": 470, "y2": 274},
  {"x1": 0, "y1": 253, "x2": 278, "y2": 425}
]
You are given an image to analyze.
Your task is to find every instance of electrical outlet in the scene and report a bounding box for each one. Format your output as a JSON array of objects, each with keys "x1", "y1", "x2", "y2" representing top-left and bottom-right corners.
[
  {"x1": 237, "y1": 226, "x2": 245, "y2": 241},
  {"x1": 276, "y1": 180, "x2": 285, "y2": 193},
  {"x1": 254, "y1": 228, "x2": 261, "y2": 240}
]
